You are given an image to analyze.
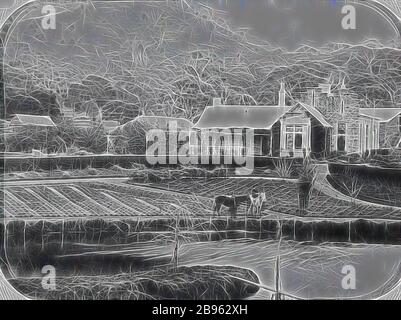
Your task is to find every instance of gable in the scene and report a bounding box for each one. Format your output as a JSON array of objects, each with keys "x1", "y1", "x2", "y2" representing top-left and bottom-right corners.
[{"x1": 289, "y1": 102, "x2": 332, "y2": 128}]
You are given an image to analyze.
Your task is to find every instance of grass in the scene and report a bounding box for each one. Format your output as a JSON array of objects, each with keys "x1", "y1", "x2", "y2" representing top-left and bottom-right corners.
[
  {"x1": 9, "y1": 265, "x2": 260, "y2": 300},
  {"x1": 154, "y1": 177, "x2": 401, "y2": 218}
]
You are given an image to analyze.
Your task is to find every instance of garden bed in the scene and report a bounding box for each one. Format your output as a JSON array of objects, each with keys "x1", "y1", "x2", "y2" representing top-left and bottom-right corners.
[
  {"x1": 328, "y1": 163, "x2": 401, "y2": 208},
  {"x1": 8, "y1": 265, "x2": 260, "y2": 300}
]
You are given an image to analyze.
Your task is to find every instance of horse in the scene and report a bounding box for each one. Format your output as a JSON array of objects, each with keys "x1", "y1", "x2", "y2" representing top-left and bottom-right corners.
[
  {"x1": 212, "y1": 195, "x2": 250, "y2": 217},
  {"x1": 249, "y1": 189, "x2": 259, "y2": 216},
  {"x1": 249, "y1": 190, "x2": 267, "y2": 216},
  {"x1": 254, "y1": 192, "x2": 267, "y2": 216}
]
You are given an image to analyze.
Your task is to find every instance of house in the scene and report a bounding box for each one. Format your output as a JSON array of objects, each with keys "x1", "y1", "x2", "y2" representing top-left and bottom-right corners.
[
  {"x1": 0, "y1": 119, "x2": 12, "y2": 135},
  {"x1": 9, "y1": 114, "x2": 56, "y2": 133},
  {"x1": 359, "y1": 108, "x2": 401, "y2": 150},
  {"x1": 193, "y1": 83, "x2": 401, "y2": 158},
  {"x1": 101, "y1": 120, "x2": 120, "y2": 134},
  {"x1": 7, "y1": 114, "x2": 57, "y2": 153},
  {"x1": 72, "y1": 114, "x2": 97, "y2": 129}
]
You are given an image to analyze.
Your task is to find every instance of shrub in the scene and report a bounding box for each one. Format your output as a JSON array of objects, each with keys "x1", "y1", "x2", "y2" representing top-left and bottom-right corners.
[
  {"x1": 272, "y1": 159, "x2": 294, "y2": 178},
  {"x1": 296, "y1": 158, "x2": 317, "y2": 214},
  {"x1": 298, "y1": 158, "x2": 317, "y2": 183}
]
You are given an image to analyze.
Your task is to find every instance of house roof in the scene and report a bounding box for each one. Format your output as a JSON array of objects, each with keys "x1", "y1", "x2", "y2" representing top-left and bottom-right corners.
[
  {"x1": 193, "y1": 106, "x2": 291, "y2": 129},
  {"x1": 74, "y1": 116, "x2": 92, "y2": 121},
  {"x1": 10, "y1": 114, "x2": 56, "y2": 127},
  {"x1": 123, "y1": 115, "x2": 193, "y2": 130},
  {"x1": 102, "y1": 120, "x2": 120, "y2": 127},
  {"x1": 359, "y1": 108, "x2": 401, "y2": 123},
  {"x1": 193, "y1": 102, "x2": 332, "y2": 130},
  {"x1": 293, "y1": 102, "x2": 332, "y2": 128}
]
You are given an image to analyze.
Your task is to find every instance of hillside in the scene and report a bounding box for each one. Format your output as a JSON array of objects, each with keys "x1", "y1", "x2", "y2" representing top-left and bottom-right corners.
[{"x1": 3, "y1": 0, "x2": 401, "y2": 124}]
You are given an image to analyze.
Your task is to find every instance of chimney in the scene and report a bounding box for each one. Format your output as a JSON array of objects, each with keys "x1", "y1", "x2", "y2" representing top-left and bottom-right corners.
[
  {"x1": 340, "y1": 77, "x2": 347, "y2": 91},
  {"x1": 318, "y1": 83, "x2": 331, "y2": 95},
  {"x1": 213, "y1": 98, "x2": 222, "y2": 107},
  {"x1": 279, "y1": 82, "x2": 286, "y2": 107}
]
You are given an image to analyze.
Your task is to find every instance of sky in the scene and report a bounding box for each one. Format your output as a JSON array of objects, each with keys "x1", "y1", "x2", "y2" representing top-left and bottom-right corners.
[
  {"x1": 199, "y1": 0, "x2": 398, "y2": 49},
  {"x1": 2, "y1": 0, "x2": 399, "y2": 50},
  {"x1": 0, "y1": 0, "x2": 14, "y2": 9},
  {"x1": 3, "y1": 0, "x2": 399, "y2": 64}
]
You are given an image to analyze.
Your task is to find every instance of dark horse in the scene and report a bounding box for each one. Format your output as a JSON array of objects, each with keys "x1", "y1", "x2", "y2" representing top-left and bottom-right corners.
[{"x1": 212, "y1": 195, "x2": 250, "y2": 217}]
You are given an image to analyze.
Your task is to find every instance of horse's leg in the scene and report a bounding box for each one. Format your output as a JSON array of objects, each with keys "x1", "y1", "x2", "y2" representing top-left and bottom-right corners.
[
  {"x1": 249, "y1": 197, "x2": 255, "y2": 217},
  {"x1": 216, "y1": 203, "x2": 221, "y2": 216}
]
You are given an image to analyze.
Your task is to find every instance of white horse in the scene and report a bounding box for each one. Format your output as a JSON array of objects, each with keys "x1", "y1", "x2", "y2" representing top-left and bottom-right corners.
[{"x1": 249, "y1": 192, "x2": 267, "y2": 216}]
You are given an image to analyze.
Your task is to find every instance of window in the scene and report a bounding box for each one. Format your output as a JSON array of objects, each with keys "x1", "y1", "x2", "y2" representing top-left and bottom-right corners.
[
  {"x1": 359, "y1": 123, "x2": 363, "y2": 153},
  {"x1": 373, "y1": 125, "x2": 378, "y2": 149},
  {"x1": 311, "y1": 90, "x2": 315, "y2": 107},
  {"x1": 233, "y1": 133, "x2": 244, "y2": 156},
  {"x1": 399, "y1": 116, "x2": 401, "y2": 132},
  {"x1": 285, "y1": 125, "x2": 303, "y2": 150},
  {"x1": 340, "y1": 100, "x2": 345, "y2": 115},
  {"x1": 337, "y1": 136, "x2": 346, "y2": 152},
  {"x1": 295, "y1": 134, "x2": 303, "y2": 149},
  {"x1": 285, "y1": 126, "x2": 294, "y2": 150},
  {"x1": 336, "y1": 122, "x2": 346, "y2": 152},
  {"x1": 365, "y1": 124, "x2": 369, "y2": 150},
  {"x1": 338, "y1": 122, "x2": 346, "y2": 135}
]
